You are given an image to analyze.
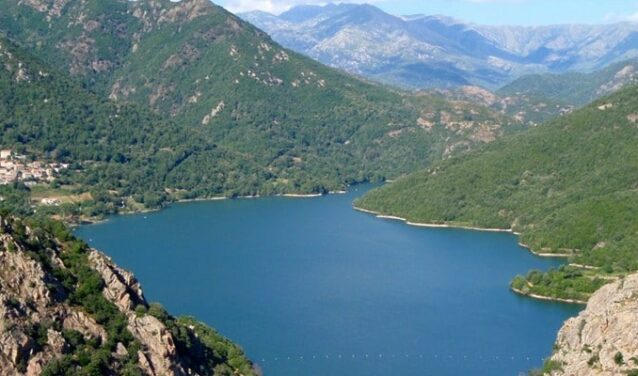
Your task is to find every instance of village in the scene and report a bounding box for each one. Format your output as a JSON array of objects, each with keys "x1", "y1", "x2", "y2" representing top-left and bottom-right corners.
[{"x1": 0, "y1": 149, "x2": 68, "y2": 187}]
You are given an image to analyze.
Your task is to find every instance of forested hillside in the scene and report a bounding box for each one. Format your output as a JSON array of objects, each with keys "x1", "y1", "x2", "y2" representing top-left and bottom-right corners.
[
  {"x1": 0, "y1": 0, "x2": 518, "y2": 218},
  {"x1": 356, "y1": 85, "x2": 638, "y2": 302},
  {"x1": 498, "y1": 59, "x2": 638, "y2": 107}
]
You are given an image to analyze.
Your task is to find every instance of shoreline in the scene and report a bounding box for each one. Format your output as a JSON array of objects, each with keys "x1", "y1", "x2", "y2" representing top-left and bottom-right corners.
[
  {"x1": 281, "y1": 193, "x2": 323, "y2": 198},
  {"x1": 569, "y1": 263, "x2": 599, "y2": 270},
  {"x1": 354, "y1": 206, "x2": 513, "y2": 233},
  {"x1": 76, "y1": 190, "x2": 350, "y2": 227},
  {"x1": 177, "y1": 191, "x2": 334, "y2": 202},
  {"x1": 518, "y1": 242, "x2": 572, "y2": 258},
  {"x1": 511, "y1": 287, "x2": 587, "y2": 305},
  {"x1": 353, "y1": 206, "x2": 574, "y2": 258}
]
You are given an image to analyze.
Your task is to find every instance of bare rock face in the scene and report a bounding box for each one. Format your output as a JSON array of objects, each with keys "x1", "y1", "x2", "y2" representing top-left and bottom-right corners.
[
  {"x1": 61, "y1": 310, "x2": 108, "y2": 343},
  {"x1": 0, "y1": 234, "x2": 54, "y2": 311},
  {"x1": 18, "y1": 0, "x2": 70, "y2": 17},
  {"x1": 89, "y1": 250, "x2": 146, "y2": 312},
  {"x1": 25, "y1": 329, "x2": 66, "y2": 376},
  {"x1": 549, "y1": 273, "x2": 638, "y2": 375},
  {"x1": 128, "y1": 315, "x2": 186, "y2": 376},
  {"x1": 158, "y1": 0, "x2": 212, "y2": 24},
  {"x1": 88, "y1": 250, "x2": 187, "y2": 375},
  {"x1": 0, "y1": 216, "x2": 254, "y2": 375}
]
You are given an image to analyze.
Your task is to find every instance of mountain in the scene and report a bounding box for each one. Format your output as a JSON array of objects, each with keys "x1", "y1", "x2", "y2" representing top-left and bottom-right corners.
[
  {"x1": 435, "y1": 85, "x2": 574, "y2": 127},
  {"x1": 0, "y1": 214, "x2": 256, "y2": 375},
  {"x1": 498, "y1": 58, "x2": 638, "y2": 106},
  {"x1": 432, "y1": 59, "x2": 638, "y2": 127},
  {"x1": 0, "y1": 0, "x2": 520, "y2": 216},
  {"x1": 355, "y1": 84, "x2": 638, "y2": 302},
  {"x1": 240, "y1": 3, "x2": 638, "y2": 89}
]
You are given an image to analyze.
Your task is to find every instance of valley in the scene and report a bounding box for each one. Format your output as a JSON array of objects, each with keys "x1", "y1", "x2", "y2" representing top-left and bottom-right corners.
[
  {"x1": 75, "y1": 185, "x2": 580, "y2": 376},
  {"x1": 0, "y1": 0, "x2": 636, "y2": 375}
]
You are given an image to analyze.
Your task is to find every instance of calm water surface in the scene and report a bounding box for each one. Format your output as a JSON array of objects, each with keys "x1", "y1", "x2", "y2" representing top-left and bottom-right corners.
[{"x1": 76, "y1": 185, "x2": 581, "y2": 376}]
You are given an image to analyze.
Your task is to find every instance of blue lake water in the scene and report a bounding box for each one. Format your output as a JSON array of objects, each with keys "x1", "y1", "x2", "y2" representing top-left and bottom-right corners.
[{"x1": 75, "y1": 185, "x2": 581, "y2": 376}]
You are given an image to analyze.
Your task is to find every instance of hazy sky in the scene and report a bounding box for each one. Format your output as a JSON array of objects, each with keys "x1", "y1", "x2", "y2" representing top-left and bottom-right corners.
[{"x1": 215, "y1": 0, "x2": 638, "y2": 26}]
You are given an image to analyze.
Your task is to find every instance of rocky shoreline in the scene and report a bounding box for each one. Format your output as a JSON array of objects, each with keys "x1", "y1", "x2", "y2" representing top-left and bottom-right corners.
[
  {"x1": 0, "y1": 216, "x2": 256, "y2": 375},
  {"x1": 546, "y1": 273, "x2": 638, "y2": 375}
]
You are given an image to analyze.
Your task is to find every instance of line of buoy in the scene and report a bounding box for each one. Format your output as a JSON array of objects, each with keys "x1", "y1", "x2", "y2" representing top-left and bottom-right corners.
[{"x1": 256, "y1": 353, "x2": 545, "y2": 363}]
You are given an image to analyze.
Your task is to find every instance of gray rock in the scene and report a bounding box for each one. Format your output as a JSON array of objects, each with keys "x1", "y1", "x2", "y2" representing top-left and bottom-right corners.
[{"x1": 549, "y1": 273, "x2": 638, "y2": 375}]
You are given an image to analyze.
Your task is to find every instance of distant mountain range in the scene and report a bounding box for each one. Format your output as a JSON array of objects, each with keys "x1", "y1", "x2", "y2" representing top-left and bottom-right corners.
[
  {"x1": 498, "y1": 58, "x2": 638, "y2": 106},
  {"x1": 240, "y1": 3, "x2": 638, "y2": 89},
  {"x1": 430, "y1": 58, "x2": 638, "y2": 126}
]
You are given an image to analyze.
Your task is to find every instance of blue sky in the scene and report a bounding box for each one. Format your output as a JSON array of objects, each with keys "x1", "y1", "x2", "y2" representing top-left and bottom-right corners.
[{"x1": 216, "y1": 0, "x2": 638, "y2": 25}]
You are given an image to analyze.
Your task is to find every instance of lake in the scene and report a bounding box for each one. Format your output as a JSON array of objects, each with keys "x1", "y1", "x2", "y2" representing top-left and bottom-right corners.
[{"x1": 75, "y1": 185, "x2": 581, "y2": 376}]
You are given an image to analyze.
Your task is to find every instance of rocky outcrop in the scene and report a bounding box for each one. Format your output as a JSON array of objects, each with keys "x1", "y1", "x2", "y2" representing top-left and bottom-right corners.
[
  {"x1": 18, "y1": 0, "x2": 70, "y2": 18},
  {"x1": 128, "y1": 315, "x2": 185, "y2": 376},
  {"x1": 548, "y1": 273, "x2": 638, "y2": 375},
  {"x1": 88, "y1": 250, "x2": 145, "y2": 312},
  {"x1": 88, "y1": 250, "x2": 188, "y2": 375},
  {"x1": 0, "y1": 216, "x2": 256, "y2": 375},
  {"x1": 158, "y1": 0, "x2": 212, "y2": 24},
  {"x1": 0, "y1": 234, "x2": 54, "y2": 310},
  {"x1": 61, "y1": 310, "x2": 107, "y2": 343}
]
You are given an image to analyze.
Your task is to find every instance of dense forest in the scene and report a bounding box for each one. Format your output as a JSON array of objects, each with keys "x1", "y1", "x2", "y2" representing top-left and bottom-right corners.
[
  {"x1": 0, "y1": 0, "x2": 517, "y2": 219},
  {"x1": 356, "y1": 84, "x2": 638, "y2": 301}
]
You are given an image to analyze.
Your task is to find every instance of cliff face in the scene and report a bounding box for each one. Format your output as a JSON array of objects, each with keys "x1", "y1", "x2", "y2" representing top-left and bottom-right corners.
[
  {"x1": 548, "y1": 273, "x2": 638, "y2": 375},
  {"x1": 0, "y1": 216, "x2": 256, "y2": 375}
]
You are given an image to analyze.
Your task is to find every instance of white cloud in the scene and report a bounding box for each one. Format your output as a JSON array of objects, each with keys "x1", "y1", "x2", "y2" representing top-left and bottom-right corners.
[{"x1": 604, "y1": 10, "x2": 638, "y2": 23}]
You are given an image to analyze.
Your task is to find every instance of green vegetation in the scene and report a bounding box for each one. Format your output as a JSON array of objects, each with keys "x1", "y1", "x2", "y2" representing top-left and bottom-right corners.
[
  {"x1": 141, "y1": 304, "x2": 254, "y2": 375},
  {"x1": 511, "y1": 267, "x2": 606, "y2": 303},
  {"x1": 528, "y1": 359, "x2": 564, "y2": 375},
  {"x1": 357, "y1": 84, "x2": 638, "y2": 301},
  {"x1": 0, "y1": 0, "x2": 515, "y2": 220},
  {"x1": 0, "y1": 214, "x2": 256, "y2": 375},
  {"x1": 498, "y1": 59, "x2": 638, "y2": 107},
  {"x1": 615, "y1": 351, "x2": 625, "y2": 365},
  {"x1": 4, "y1": 217, "x2": 142, "y2": 375},
  {"x1": 0, "y1": 0, "x2": 430, "y2": 197},
  {"x1": 0, "y1": 183, "x2": 31, "y2": 215}
]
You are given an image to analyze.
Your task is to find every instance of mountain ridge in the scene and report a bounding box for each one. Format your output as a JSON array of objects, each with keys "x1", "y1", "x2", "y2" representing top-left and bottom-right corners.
[
  {"x1": 0, "y1": 0, "x2": 520, "y2": 216},
  {"x1": 240, "y1": 3, "x2": 638, "y2": 89}
]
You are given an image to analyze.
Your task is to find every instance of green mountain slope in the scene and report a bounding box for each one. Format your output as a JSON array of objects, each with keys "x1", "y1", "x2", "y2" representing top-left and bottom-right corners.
[
  {"x1": 0, "y1": 34, "x2": 279, "y2": 215},
  {"x1": 439, "y1": 85, "x2": 575, "y2": 127},
  {"x1": 0, "y1": 0, "x2": 518, "y2": 214},
  {"x1": 356, "y1": 85, "x2": 638, "y2": 301},
  {"x1": 498, "y1": 59, "x2": 638, "y2": 107}
]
